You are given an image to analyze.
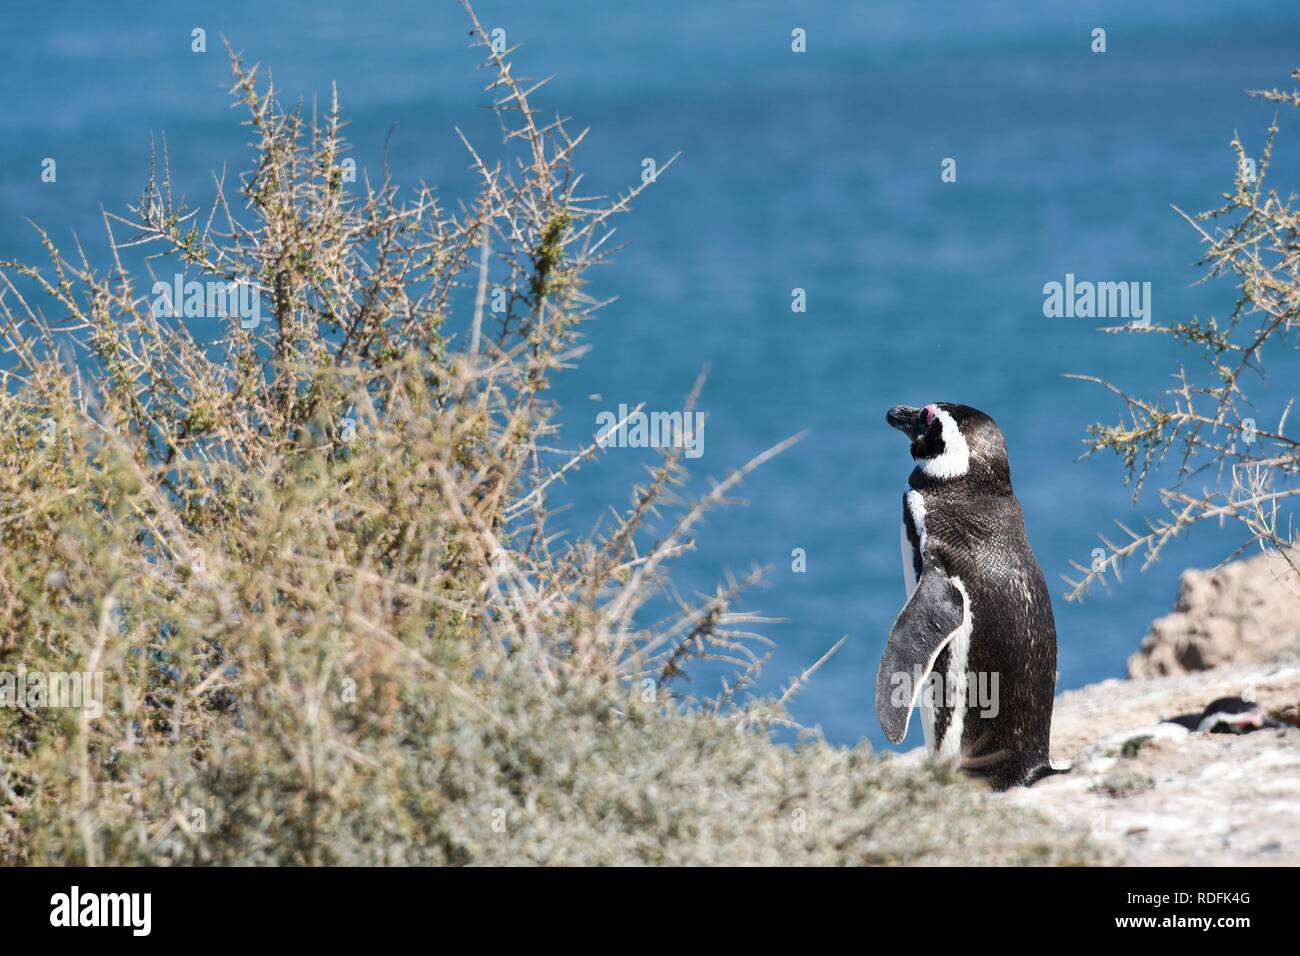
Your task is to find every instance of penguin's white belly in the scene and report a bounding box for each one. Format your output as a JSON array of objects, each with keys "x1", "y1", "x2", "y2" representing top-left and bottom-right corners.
[
  {"x1": 919, "y1": 686, "x2": 937, "y2": 752},
  {"x1": 935, "y1": 579, "x2": 973, "y2": 762},
  {"x1": 900, "y1": 523, "x2": 918, "y2": 597}
]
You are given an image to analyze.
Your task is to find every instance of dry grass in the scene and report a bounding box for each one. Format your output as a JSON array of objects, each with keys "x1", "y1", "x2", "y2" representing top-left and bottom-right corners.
[{"x1": 0, "y1": 2, "x2": 1093, "y2": 866}]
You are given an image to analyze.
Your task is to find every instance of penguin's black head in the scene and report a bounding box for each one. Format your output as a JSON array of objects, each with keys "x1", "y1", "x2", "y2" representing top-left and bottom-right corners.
[{"x1": 885, "y1": 402, "x2": 1010, "y2": 483}]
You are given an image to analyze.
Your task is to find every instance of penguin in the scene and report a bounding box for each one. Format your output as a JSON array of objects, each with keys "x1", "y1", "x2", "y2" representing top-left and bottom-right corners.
[
  {"x1": 876, "y1": 402, "x2": 1069, "y2": 790},
  {"x1": 1163, "y1": 696, "x2": 1288, "y2": 734}
]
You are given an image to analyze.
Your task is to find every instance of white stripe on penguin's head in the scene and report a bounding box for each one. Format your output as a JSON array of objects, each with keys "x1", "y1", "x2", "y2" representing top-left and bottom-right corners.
[{"x1": 919, "y1": 405, "x2": 969, "y2": 479}]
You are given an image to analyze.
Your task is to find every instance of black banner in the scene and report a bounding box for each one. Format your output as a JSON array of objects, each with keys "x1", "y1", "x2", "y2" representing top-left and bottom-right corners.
[{"x1": 0, "y1": 866, "x2": 1276, "y2": 941}]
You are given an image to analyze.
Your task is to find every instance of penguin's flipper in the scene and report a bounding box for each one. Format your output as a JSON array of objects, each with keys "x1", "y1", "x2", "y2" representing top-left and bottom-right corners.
[{"x1": 875, "y1": 564, "x2": 966, "y2": 744}]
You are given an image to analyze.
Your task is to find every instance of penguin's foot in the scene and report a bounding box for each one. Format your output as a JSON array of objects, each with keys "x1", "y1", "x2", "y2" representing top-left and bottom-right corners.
[
  {"x1": 965, "y1": 756, "x2": 1070, "y2": 790},
  {"x1": 1021, "y1": 760, "x2": 1072, "y2": 788}
]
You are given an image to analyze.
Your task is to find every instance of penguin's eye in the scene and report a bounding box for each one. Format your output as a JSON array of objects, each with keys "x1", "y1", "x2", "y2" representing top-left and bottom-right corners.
[{"x1": 924, "y1": 404, "x2": 938, "y2": 426}]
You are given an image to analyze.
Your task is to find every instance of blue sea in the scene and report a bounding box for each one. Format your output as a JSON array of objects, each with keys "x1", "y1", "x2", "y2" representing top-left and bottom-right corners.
[{"x1": 3, "y1": 1, "x2": 1299, "y2": 748}]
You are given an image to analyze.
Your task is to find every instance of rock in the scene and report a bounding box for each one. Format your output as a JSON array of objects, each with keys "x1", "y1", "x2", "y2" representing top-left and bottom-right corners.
[
  {"x1": 1128, "y1": 549, "x2": 1300, "y2": 677},
  {"x1": 1089, "y1": 721, "x2": 1189, "y2": 762}
]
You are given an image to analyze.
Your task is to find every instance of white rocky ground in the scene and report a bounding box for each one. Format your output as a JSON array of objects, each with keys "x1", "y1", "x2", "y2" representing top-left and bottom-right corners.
[{"x1": 1007, "y1": 661, "x2": 1300, "y2": 865}]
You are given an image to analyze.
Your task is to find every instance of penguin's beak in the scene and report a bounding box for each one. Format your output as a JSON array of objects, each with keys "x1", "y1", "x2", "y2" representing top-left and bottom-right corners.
[{"x1": 886, "y1": 405, "x2": 927, "y2": 440}]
